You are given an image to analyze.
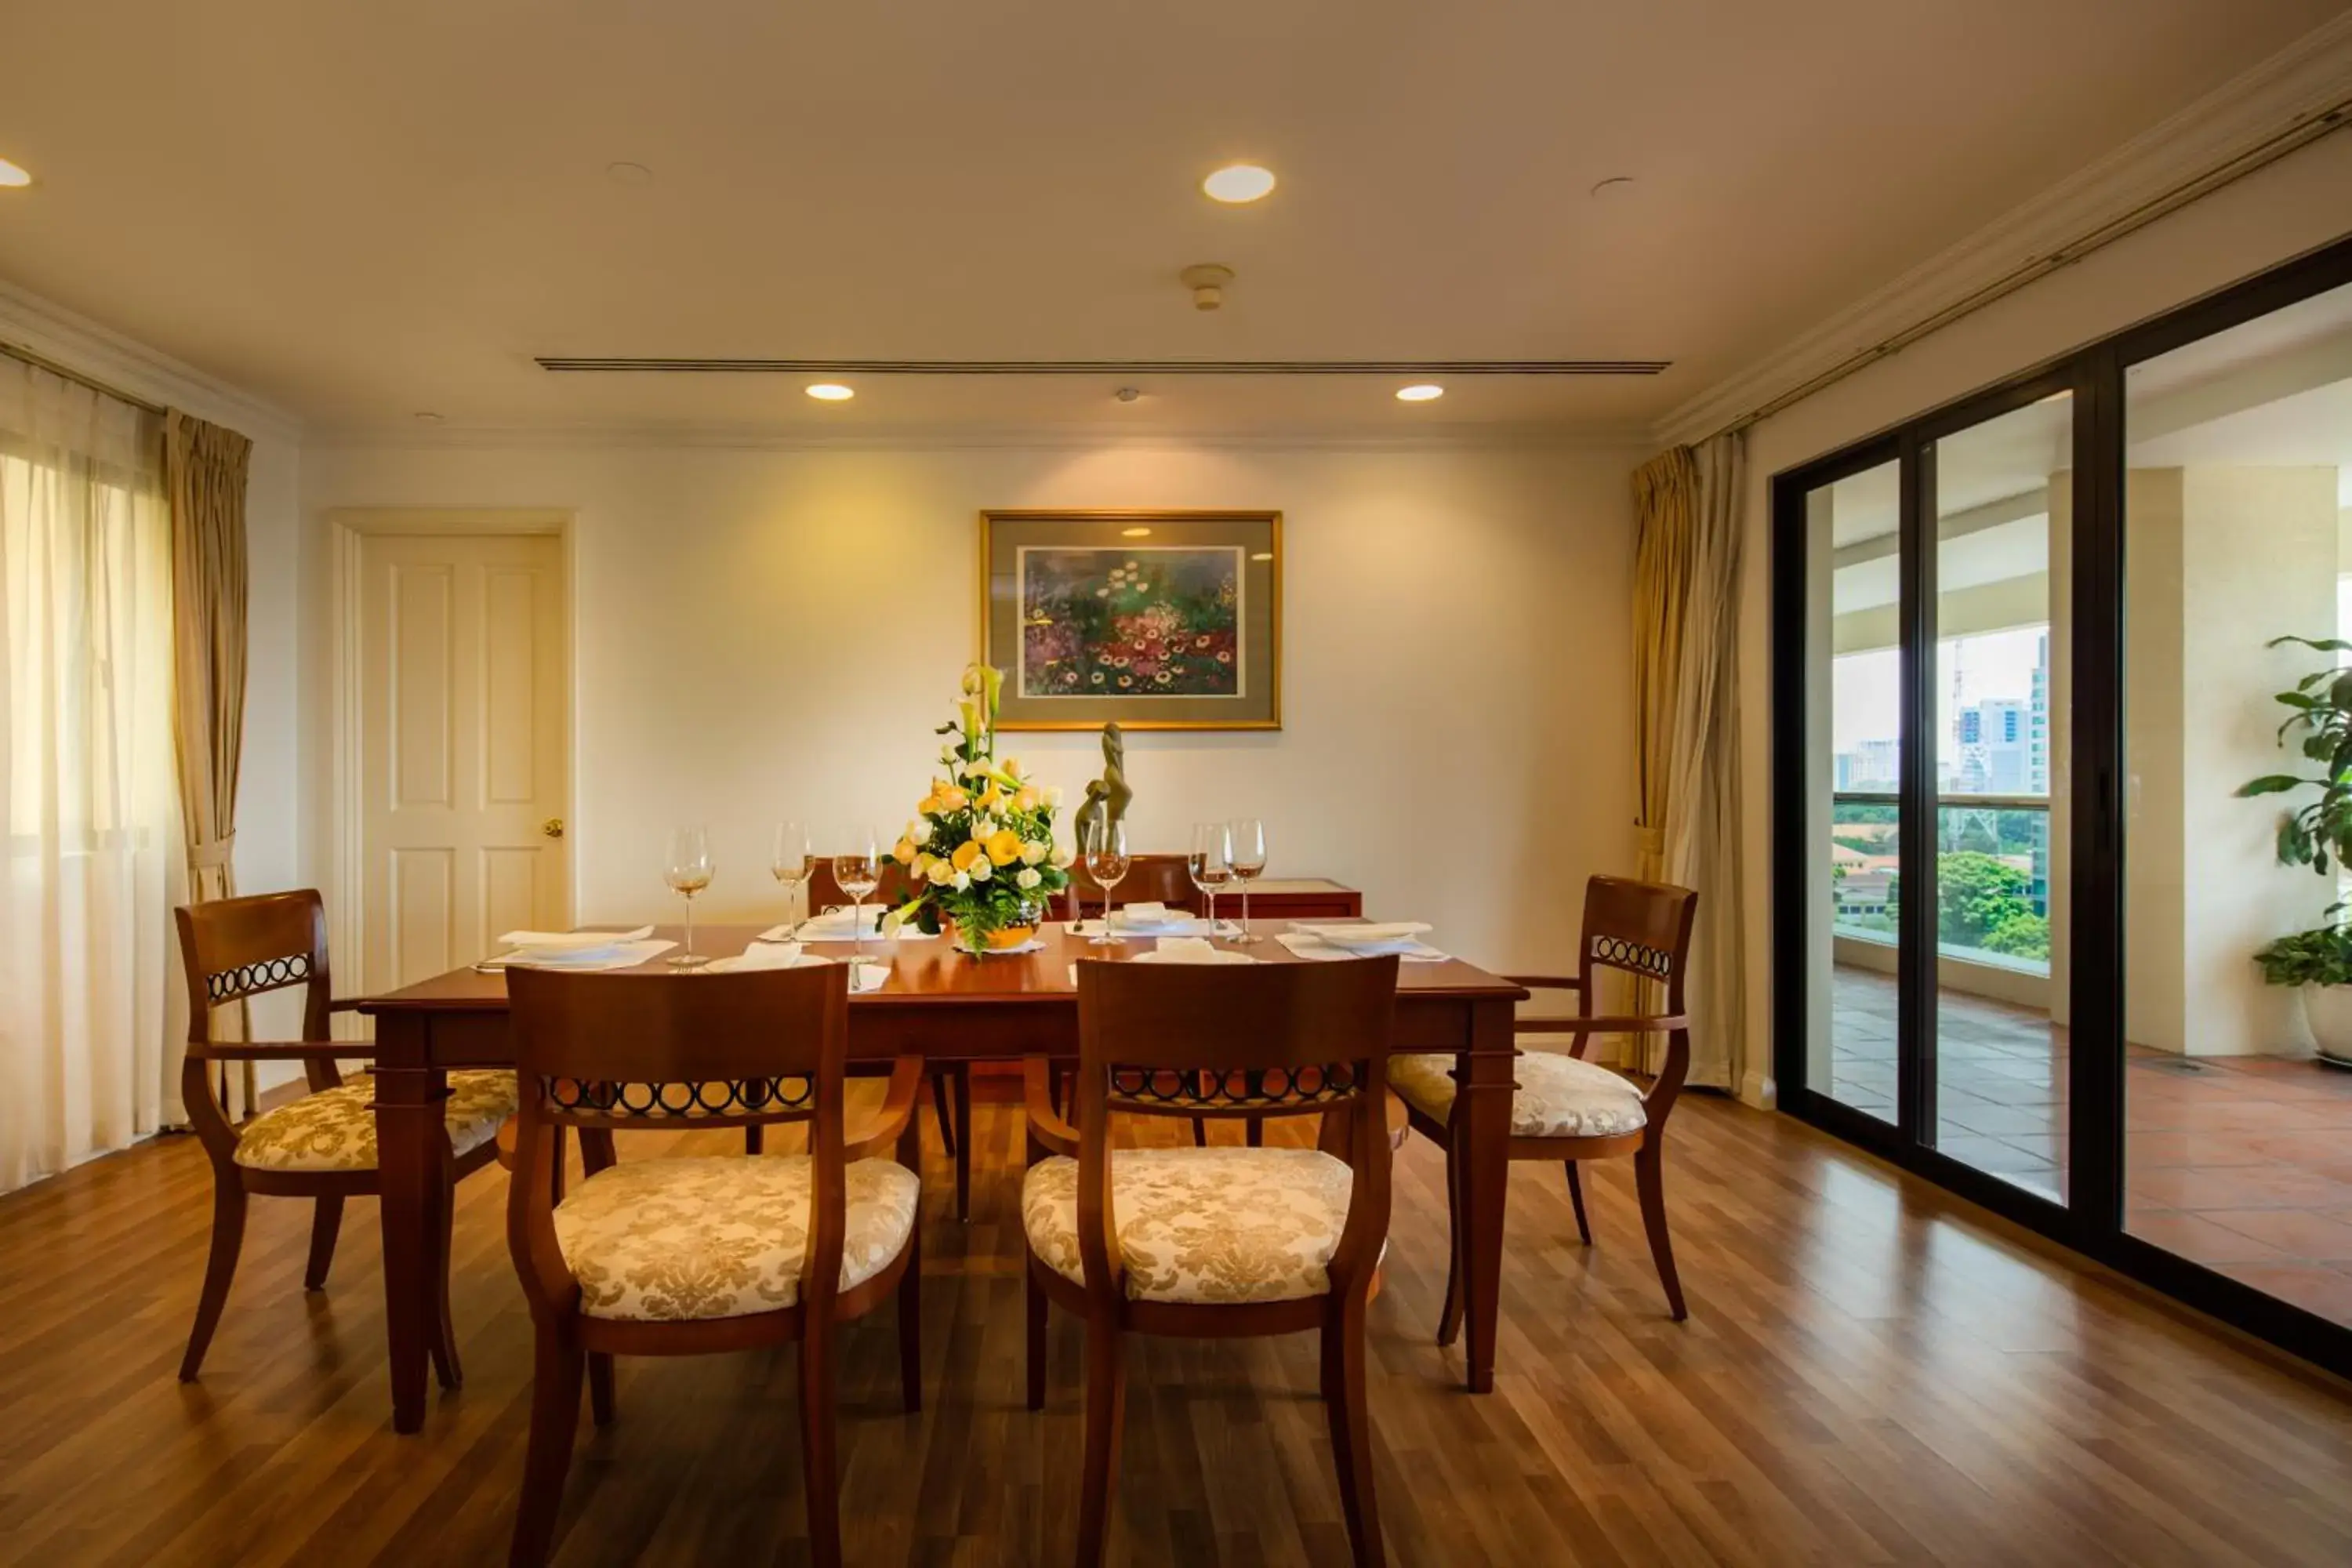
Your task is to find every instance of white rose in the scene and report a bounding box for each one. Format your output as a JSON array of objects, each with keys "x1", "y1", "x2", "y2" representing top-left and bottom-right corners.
[
  {"x1": 907, "y1": 816, "x2": 932, "y2": 846},
  {"x1": 1044, "y1": 785, "x2": 1063, "y2": 808},
  {"x1": 1019, "y1": 840, "x2": 1048, "y2": 866},
  {"x1": 969, "y1": 857, "x2": 993, "y2": 882},
  {"x1": 1015, "y1": 867, "x2": 1041, "y2": 891},
  {"x1": 1051, "y1": 847, "x2": 1074, "y2": 869},
  {"x1": 952, "y1": 870, "x2": 971, "y2": 892},
  {"x1": 927, "y1": 859, "x2": 955, "y2": 885}
]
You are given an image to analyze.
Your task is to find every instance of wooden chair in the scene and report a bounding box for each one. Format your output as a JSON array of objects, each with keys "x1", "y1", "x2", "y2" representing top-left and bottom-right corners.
[
  {"x1": 1071, "y1": 851, "x2": 1199, "y2": 916},
  {"x1": 1393, "y1": 874, "x2": 1698, "y2": 1334},
  {"x1": 1023, "y1": 956, "x2": 1399, "y2": 1567},
  {"x1": 173, "y1": 890, "x2": 517, "y2": 1384},
  {"x1": 503, "y1": 962, "x2": 924, "y2": 1568},
  {"x1": 806, "y1": 860, "x2": 975, "y2": 1218}
]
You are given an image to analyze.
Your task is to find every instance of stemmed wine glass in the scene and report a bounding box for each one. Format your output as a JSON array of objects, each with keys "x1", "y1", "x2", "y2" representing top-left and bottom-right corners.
[
  {"x1": 664, "y1": 826, "x2": 714, "y2": 967},
  {"x1": 833, "y1": 826, "x2": 883, "y2": 967},
  {"x1": 1189, "y1": 822, "x2": 1233, "y2": 936},
  {"x1": 1081, "y1": 818, "x2": 1130, "y2": 946},
  {"x1": 771, "y1": 821, "x2": 811, "y2": 934},
  {"x1": 1227, "y1": 818, "x2": 1267, "y2": 942}
]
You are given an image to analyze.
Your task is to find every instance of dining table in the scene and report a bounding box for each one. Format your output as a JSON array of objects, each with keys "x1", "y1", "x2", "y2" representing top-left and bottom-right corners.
[{"x1": 356, "y1": 920, "x2": 1528, "y2": 1433}]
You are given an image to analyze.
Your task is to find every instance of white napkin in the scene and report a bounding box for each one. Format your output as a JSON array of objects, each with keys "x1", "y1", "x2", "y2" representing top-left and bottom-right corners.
[
  {"x1": 704, "y1": 948, "x2": 891, "y2": 992},
  {"x1": 495, "y1": 925, "x2": 655, "y2": 949},
  {"x1": 1276, "y1": 931, "x2": 1450, "y2": 964},
  {"x1": 1109, "y1": 903, "x2": 1204, "y2": 935},
  {"x1": 478, "y1": 938, "x2": 677, "y2": 972},
  {"x1": 1287, "y1": 921, "x2": 1433, "y2": 946},
  {"x1": 1134, "y1": 936, "x2": 1263, "y2": 965},
  {"x1": 793, "y1": 906, "x2": 915, "y2": 940}
]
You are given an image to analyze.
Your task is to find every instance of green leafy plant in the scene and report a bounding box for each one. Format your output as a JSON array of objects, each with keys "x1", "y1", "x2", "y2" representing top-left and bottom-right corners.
[{"x1": 2238, "y1": 634, "x2": 2352, "y2": 985}]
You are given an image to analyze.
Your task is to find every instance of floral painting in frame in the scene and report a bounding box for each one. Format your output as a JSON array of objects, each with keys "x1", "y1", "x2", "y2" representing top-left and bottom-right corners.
[{"x1": 980, "y1": 510, "x2": 1281, "y2": 731}]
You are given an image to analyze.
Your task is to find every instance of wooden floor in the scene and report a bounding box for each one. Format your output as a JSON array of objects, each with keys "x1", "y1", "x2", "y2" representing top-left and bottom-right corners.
[{"x1": 5, "y1": 1091, "x2": 2352, "y2": 1567}]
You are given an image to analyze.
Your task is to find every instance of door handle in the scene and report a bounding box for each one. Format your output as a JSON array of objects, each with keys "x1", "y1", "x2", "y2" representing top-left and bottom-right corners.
[{"x1": 542, "y1": 818, "x2": 564, "y2": 839}]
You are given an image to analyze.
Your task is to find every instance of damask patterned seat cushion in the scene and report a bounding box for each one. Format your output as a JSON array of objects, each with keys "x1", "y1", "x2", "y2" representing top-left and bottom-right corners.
[
  {"x1": 552, "y1": 1155, "x2": 920, "y2": 1322},
  {"x1": 1022, "y1": 1146, "x2": 1360, "y2": 1305},
  {"x1": 1391, "y1": 1050, "x2": 1648, "y2": 1139},
  {"x1": 233, "y1": 1069, "x2": 519, "y2": 1171}
]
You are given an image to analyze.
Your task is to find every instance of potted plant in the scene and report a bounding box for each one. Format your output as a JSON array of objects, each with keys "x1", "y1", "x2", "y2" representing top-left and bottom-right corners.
[
  {"x1": 2237, "y1": 634, "x2": 2352, "y2": 1066},
  {"x1": 885, "y1": 663, "x2": 1073, "y2": 954}
]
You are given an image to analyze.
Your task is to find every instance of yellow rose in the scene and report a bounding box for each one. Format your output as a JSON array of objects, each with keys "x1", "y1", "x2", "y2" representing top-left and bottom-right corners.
[
  {"x1": 892, "y1": 837, "x2": 916, "y2": 864},
  {"x1": 985, "y1": 829, "x2": 1022, "y2": 866},
  {"x1": 939, "y1": 786, "x2": 969, "y2": 811},
  {"x1": 1011, "y1": 786, "x2": 1038, "y2": 812},
  {"x1": 951, "y1": 840, "x2": 985, "y2": 873}
]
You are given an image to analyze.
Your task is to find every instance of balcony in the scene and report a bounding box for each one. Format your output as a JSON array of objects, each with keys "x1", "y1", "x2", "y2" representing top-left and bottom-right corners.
[{"x1": 1831, "y1": 789, "x2": 2052, "y2": 978}]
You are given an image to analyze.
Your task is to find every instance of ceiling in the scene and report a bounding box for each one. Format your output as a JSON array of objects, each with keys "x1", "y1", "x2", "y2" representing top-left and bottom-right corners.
[{"x1": 0, "y1": 0, "x2": 2342, "y2": 437}]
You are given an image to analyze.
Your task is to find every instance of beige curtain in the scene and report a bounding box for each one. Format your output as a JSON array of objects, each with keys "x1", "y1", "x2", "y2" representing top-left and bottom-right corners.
[
  {"x1": 164, "y1": 410, "x2": 252, "y2": 1111},
  {"x1": 1631, "y1": 433, "x2": 1749, "y2": 1094},
  {"x1": 0, "y1": 360, "x2": 187, "y2": 1191}
]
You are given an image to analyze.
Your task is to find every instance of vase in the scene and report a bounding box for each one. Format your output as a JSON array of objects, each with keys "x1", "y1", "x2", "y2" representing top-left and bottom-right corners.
[
  {"x1": 2299, "y1": 985, "x2": 2352, "y2": 1069},
  {"x1": 954, "y1": 898, "x2": 1043, "y2": 956}
]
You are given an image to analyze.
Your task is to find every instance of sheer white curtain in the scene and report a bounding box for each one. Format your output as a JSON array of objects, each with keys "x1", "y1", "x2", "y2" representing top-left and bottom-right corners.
[{"x1": 0, "y1": 359, "x2": 187, "y2": 1193}]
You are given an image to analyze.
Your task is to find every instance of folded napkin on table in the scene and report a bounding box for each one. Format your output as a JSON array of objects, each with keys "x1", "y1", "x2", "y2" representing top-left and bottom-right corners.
[
  {"x1": 477, "y1": 938, "x2": 676, "y2": 972},
  {"x1": 1108, "y1": 902, "x2": 1207, "y2": 935},
  {"x1": 792, "y1": 906, "x2": 931, "y2": 940},
  {"x1": 495, "y1": 925, "x2": 654, "y2": 949},
  {"x1": 1133, "y1": 936, "x2": 1263, "y2": 964},
  {"x1": 705, "y1": 947, "x2": 891, "y2": 991},
  {"x1": 1276, "y1": 928, "x2": 1450, "y2": 964}
]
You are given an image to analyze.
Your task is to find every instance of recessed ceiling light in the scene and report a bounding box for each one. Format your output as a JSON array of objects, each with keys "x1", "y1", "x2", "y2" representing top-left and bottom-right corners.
[
  {"x1": 1396, "y1": 383, "x2": 1445, "y2": 402},
  {"x1": 412, "y1": 411, "x2": 445, "y2": 424},
  {"x1": 1203, "y1": 164, "x2": 1276, "y2": 204},
  {"x1": 805, "y1": 383, "x2": 855, "y2": 401},
  {"x1": 605, "y1": 162, "x2": 654, "y2": 186},
  {"x1": 1121, "y1": 527, "x2": 1152, "y2": 538},
  {"x1": 0, "y1": 158, "x2": 32, "y2": 189}
]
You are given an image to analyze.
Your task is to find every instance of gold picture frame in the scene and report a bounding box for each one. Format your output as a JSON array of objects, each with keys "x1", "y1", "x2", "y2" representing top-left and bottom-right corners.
[{"x1": 978, "y1": 509, "x2": 1282, "y2": 731}]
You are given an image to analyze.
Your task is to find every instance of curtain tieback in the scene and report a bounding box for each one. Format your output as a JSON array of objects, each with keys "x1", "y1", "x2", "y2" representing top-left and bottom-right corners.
[{"x1": 187, "y1": 834, "x2": 237, "y2": 871}]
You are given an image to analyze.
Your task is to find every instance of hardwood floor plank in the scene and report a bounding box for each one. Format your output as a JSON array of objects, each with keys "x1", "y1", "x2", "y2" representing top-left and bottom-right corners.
[{"x1": 3, "y1": 1096, "x2": 2350, "y2": 1565}]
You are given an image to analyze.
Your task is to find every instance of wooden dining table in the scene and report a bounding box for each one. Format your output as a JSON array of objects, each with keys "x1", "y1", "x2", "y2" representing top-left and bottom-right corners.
[{"x1": 357, "y1": 921, "x2": 1527, "y2": 1433}]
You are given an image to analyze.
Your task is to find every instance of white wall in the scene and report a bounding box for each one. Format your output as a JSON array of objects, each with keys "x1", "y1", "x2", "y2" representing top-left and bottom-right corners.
[
  {"x1": 1733, "y1": 132, "x2": 2352, "y2": 1098},
  {"x1": 297, "y1": 438, "x2": 1642, "y2": 980}
]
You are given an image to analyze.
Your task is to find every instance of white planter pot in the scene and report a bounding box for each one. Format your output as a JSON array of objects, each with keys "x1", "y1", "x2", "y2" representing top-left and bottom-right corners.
[{"x1": 2298, "y1": 985, "x2": 2352, "y2": 1069}]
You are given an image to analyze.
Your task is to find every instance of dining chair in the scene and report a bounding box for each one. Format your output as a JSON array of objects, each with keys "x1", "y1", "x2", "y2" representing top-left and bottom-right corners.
[
  {"x1": 808, "y1": 859, "x2": 975, "y2": 1218},
  {"x1": 1071, "y1": 851, "x2": 1198, "y2": 916},
  {"x1": 1392, "y1": 874, "x2": 1698, "y2": 1334},
  {"x1": 173, "y1": 890, "x2": 518, "y2": 1385},
  {"x1": 1023, "y1": 955, "x2": 1399, "y2": 1567},
  {"x1": 503, "y1": 961, "x2": 924, "y2": 1568}
]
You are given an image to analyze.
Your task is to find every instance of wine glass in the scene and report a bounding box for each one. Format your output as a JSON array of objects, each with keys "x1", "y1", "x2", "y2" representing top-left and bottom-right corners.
[
  {"x1": 1189, "y1": 822, "x2": 1233, "y2": 936},
  {"x1": 1227, "y1": 818, "x2": 1267, "y2": 943},
  {"x1": 664, "y1": 826, "x2": 714, "y2": 967},
  {"x1": 833, "y1": 826, "x2": 883, "y2": 967},
  {"x1": 1081, "y1": 818, "x2": 1131, "y2": 946},
  {"x1": 771, "y1": 821, "x2": 811, "y2": 933}
]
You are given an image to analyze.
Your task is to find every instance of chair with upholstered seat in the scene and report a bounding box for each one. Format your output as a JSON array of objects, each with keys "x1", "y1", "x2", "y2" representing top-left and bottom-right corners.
[
  {"x1": 1393, "y1": 874, "x2": 1698, "y2": 1332},
  {"x1": 1023, "y1": 955, "x2": 1398, "y2": 1567},
  {"x1": 503, "y1": 961, "x2": 924, "y2": 1568},
  {"x1": 173, "y1": 891, "x2": 518, "y2": 1385}
]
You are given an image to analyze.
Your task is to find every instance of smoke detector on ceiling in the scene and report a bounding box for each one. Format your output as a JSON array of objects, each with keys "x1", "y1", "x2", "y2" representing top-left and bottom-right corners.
[{"x1": 1180, "y1": 263, "x2": 1235, "y2": 311}]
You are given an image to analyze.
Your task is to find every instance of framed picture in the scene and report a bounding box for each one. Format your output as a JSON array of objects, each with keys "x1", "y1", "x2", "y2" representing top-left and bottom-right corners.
[{"x1": 979, "y1": 509, "x2": 1281, "y2": 731}]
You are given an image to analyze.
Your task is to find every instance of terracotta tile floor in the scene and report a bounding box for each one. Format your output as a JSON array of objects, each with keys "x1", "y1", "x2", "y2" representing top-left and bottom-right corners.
[{"x1": 1829, "y1": 966, "x2": 2352, "y2": 1326}]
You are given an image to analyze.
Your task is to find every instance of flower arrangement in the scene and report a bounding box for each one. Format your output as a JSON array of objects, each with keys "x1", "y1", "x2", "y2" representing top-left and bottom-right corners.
[{"x1": 886, "y1": 663, "x2": 1072, "y2": 951}]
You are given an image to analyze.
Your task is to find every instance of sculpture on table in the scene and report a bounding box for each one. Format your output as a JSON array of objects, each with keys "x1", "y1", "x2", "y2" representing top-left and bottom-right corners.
[{"x1": 1072, "y1": 722, "x2": 1131, "y2": 847}]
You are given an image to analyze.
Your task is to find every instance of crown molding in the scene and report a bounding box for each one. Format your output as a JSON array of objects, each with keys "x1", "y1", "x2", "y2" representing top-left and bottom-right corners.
[
  {"x1": 302, "y1": 418, "x2": 1657, "y2": 457},
  {"x1": 1653, "y1": 12, "x2": 2352, "y2": 448},
  {"x1": 0, "y1": 274, "x2": 303, "y2": 444}
]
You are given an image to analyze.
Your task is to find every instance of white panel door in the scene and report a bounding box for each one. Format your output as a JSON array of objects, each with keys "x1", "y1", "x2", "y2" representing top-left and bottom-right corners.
[{"x1": 360, "y1": 533, "x2": 568, "y2": 989}]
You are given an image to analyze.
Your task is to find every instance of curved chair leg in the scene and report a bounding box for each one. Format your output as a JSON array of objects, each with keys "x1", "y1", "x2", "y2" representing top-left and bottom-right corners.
[
  {"x1": 930, "y1": 1071, "x2": 959, "y2": 1158},
  {"x1": 1322, "y1": 1296, "x2": 1384, "y2": 1568},
  {"x1": 1437, "y1": 1130, "x2": 1466, "y2": 1348},
  {"x1": 587, "y1": 1353, "x2": 616, "y2": 1426},
  {"x1": 1635, "y1": 1140, "x2": 1686, "y2": 1321},
  {"x1": 1025, "y1": 1256, "x2": 1048, "y2": 1411},
  {"x1": 180, "y1": 1179, "x2": 249, "y2": 1381},
  {"x1": 1075, "y1": 1321, "x2": 1127, "y2": 1567},
  {"x1": 898, "y1": 1224, "x2": 924, "y2": 1414},
  {"x1": 427, "y1": 1172, "x2": 463, "y2": 1390},
  {"x1": 303, "y1": 1193, "x2": 345, "y2": 1290},
  {"x1": 1563, "y1": 1162, "x2": 1592, "y2": 1245},
  {"x1": 800, "y1": 1320, "x2": 843, "y2": 1568},
  {"x1": 950, "y1": 1065, "x2": 971, "y2": 1221},
  {"x1": 510, "y1": 1323, "x2": 585, "y2": 1568}
]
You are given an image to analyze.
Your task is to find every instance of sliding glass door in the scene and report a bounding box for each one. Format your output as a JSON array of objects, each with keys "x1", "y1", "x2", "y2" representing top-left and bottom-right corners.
[{"x1": 1774, "y1": 235, "x2": 2352, "y2": 1377}]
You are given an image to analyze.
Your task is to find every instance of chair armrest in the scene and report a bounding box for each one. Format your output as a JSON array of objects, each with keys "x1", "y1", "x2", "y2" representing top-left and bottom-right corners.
[
  {"x1": 1023, "y1": 1058, "x2": 1080, "y2": 1159},
  {"x1": 1515, "y1": 1012, "x2": 1689, "y2": 1036},
  {"x1": 844, "y1": 1057, "x2": 924, "y2": 1162},
  {"x1": 187, "y1": 1040, "x2": 371, "y2": 1062},
  {"x1": 328, "y1": 998, "x2": 370, "y2": 1014},
  {"x1": 1503, "y1": 975, "x2": 1584, "y2": 991}
]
